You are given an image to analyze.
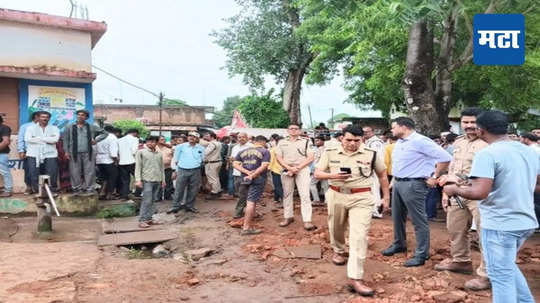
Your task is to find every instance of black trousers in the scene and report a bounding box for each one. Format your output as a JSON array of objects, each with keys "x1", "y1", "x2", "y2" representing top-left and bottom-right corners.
[
  {"x1": 27, "y1": 157, "x2": 58, "y2": 193},
  {"x1": 156, "y1": 168, "x2": 174, "y2": 200},
  {"x1": 97, "y1": 163, "x2": 119, "y2": 195},
  {"x1": 118, "y1": 164, "x2": 135, "y2": 198}
]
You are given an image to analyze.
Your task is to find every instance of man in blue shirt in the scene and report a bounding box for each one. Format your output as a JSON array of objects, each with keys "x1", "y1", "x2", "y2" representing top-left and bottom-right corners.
[
  {"x1": 17, "y1": 111, "x2": 40, "y2": 194},
  {"x1": 444, "y1": 110, "x2": 539, "y2": 303},
  {"x1": 382, "y1": 117, "x2": 452, "y2": 267},
  {"x1": 168, "y1": 132, "x2": 204, "y2": 214}
]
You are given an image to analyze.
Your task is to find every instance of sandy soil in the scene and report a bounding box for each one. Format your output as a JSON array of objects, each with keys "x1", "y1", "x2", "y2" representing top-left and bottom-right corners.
[{"x1": 1, "y1": 194, "x2": 539, "y2": 303}]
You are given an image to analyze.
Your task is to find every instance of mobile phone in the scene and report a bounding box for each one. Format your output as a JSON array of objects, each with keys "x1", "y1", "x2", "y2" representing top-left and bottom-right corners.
[{"x1": 340, "y1": 167, "x2": 351, "y2": 174}]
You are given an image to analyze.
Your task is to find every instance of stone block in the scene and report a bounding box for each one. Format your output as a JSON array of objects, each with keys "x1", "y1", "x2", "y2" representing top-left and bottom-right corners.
[{"x1": 55, "y1": 194, "x2": 99, "y2": 216}]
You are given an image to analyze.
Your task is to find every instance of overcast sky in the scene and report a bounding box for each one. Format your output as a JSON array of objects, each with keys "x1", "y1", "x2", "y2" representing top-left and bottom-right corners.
[{"x1": 0, "y1": 0, "x2": 379, "y2": 125}]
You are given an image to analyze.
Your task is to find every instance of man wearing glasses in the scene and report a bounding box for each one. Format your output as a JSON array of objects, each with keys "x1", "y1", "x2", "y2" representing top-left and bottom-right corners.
[{"x1": 276, "y1": 124, "x2": 316, "y2": 231}]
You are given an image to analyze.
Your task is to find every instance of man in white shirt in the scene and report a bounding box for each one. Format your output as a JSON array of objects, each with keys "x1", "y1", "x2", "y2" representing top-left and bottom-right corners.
[
  {"x1": 363, "y1": 126, "x2": 385, "y2": 218},
  {"x1": 96, "y1": 126, "x2": 119, "y2": 200},
  {"x1": 24, "y1": 111, "x2": 60, "y2": 193},
  {"x1": 231, "y1": 132, "x2": 253, "y2": 218},
  {"x1": 117, "y1": 129, "x2": 140, "y2": 200}
]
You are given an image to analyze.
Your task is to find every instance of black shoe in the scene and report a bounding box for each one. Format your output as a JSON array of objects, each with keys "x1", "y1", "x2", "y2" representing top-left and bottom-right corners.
[
  {"x1": 166, "y1": 208, "x2": 181, "y2": 214},
  {"x1": 185, "y1": 207, "x2": 199, "y2": 213},
  {"x1": 404, "y1": 257, "x2": 425, "y2": 267},
  {"x1": 381, "y1": 245, "x2": 407, "y2": 256},
  {"x1": 414, "y1": 255, "x2": 430, "y2": 261}
]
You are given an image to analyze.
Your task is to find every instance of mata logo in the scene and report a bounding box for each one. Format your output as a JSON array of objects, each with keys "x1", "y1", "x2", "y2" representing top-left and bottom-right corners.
[{"x1": 473, "y1": 14, "x2": 525, "y2": 65}]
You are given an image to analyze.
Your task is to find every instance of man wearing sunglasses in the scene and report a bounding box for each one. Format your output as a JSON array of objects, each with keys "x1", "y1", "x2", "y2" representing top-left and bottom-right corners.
[
  {"x1": 276, "y1": 124, "x2": 316, "y2": 230},
  {"x1": 315, "y1": 125, "x2": 390, "y2": 296}
]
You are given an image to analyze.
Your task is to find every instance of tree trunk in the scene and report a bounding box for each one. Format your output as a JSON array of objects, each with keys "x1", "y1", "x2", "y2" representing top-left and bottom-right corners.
[
  {"x1": 433, "y1": 7, "x2": 459, "y2": 132},
  {"x1": 402, "y1": 21, "x2": 445, "y2": 137},
  {"x1": 283, "y1": 68, "x2": 305, "y2": 125}
]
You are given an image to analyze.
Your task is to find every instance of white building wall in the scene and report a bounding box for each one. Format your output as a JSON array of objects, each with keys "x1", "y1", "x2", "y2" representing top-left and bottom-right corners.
[{"x1": 0, "y1": 20, "x2": 92, "y2": 71}]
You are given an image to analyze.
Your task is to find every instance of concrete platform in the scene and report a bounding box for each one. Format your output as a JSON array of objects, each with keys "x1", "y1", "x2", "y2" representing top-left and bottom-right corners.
[{"x1": 0, "y1": 193, "x2": 99, "y2": 216}]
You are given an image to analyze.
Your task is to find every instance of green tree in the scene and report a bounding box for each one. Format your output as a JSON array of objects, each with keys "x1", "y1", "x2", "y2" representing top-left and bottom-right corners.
[
  {"x1": 212, "y1": 0, "x2": 313, "y2": 125},
  {"x1": 213, "y1": 96, "x2": 243, "y2": 128},
  {"x1": 299, "y1": 0, "x2": 539, "y2": 136},
  {"x1": 113, "y1": 120, "x2": 149, "y2": 138},
  {"x1": 237, "y1": 91, "x2": 290, "y2": 128}
]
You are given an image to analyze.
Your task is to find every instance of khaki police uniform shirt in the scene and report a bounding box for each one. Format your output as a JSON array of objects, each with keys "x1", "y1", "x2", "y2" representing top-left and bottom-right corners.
[
  {"x1": 203, "y1": 140, "x2": 222, "y2": 162},
  {"x1": 276, "y1": 137, "x2": 314, "y2": 166},
  {"x1": 317, "y1": 144, "x2": 385, "y2": 188},
  {"x1": 448, "y1": 135, "x2": 488, "y2": 177}
]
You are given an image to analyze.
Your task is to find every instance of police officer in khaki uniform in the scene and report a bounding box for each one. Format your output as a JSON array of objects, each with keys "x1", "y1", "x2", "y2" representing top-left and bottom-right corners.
[
  {"x1": 437, "y1": 108, "x2": 490, "y2": 291},
  {"x1": 276, "y1": 124, "x2": 316, "y2": 230},
  {"x1": 201, "y1": 132, "x2": 222, "y2": 199},
  {"x1": 315, "y1": 126, "x2": 390, "y2": 296}
]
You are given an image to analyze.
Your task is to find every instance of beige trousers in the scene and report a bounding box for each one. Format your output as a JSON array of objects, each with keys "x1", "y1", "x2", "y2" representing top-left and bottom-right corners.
[
  {"x1": 281, "y1": 167, "x2": 312, "y2": 222},
  {"x1": 205, "y1": 162, "x2": 222, "y2": 194},
  {"x1": 326, "y1": 188, "x2": 374, "y2": 280},
  {"x1": 447, "y1": 199, "x2": 487, "y2": 277}
]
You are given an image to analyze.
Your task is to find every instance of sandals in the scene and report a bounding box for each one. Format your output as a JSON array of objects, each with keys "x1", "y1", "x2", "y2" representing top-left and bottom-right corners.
[
  {"x1": 241, "y1": 229, "x2": 262, "y2": 236},
  {"x1": 138, "y1": 222, "x2": 151, "y2": 228}
]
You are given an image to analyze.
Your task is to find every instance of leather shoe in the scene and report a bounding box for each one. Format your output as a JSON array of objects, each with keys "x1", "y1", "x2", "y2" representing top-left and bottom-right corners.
[
  {"x1": 279, "y1": 218, "x2": 294, "y2": 227},
  {"x1": 303, "y1": 222, "x2": 316, "y2": 231},
  {"x1": 166, "y1": 208, "x2": 181, "y2": 214},
  {"x1": 404, "y1": 257, "x2": 425, "y2": 267},
  {"x1": 332, "y1": 253, "x2": 347, "y2": 266},
  {"x1": 464, "y1": 277, "x2": 491, "y2": 291},
  {"x1": 348, "y1": 279, "x2": 374, "y2": 297},
  {"x1": 381, "y1": 245, "x2": 407, "y2": 256},
  {"x1": 185, "y1": 207, "x2": 199, "y2": 213},
  {"x1": 434, "y1": 259, "x2": 473, "y2": 274}
]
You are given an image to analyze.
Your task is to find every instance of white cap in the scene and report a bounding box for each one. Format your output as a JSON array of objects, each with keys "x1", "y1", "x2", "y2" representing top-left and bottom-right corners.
[{"x1": 188, "y1": 131, "x2": 200, "y2": 138}]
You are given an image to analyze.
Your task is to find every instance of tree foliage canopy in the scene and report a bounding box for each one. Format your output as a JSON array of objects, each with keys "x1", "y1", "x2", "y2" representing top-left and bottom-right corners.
[
  {"x1": 211, "y1": 0, "x2": 312, "y2": 90},
  {"x1": 237, "y1": 90, "x2": 290, "y2": 128},
  {"x1": 113, "y1": 120, "x2": 149, "y2": 138},
  {"x1": 298, "y1": 0, "x2": 539, "y2": 127}
]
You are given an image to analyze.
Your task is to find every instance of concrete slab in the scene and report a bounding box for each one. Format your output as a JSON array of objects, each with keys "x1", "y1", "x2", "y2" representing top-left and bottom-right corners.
[
  {"x1": 97, "y1": 230, "x2": 177, "y2": 246},
  {"x1": 101, "y1": 218, "x2": 163, "y2": 234},
  {"x1": 288, "y1": 244, "x2": 322, "y2": 259}
]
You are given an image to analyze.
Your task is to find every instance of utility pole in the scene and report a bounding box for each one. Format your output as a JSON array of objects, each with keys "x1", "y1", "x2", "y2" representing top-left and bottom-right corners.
[
  {"x1": 307, "y1": 105, "x2": 313, "y2": 129},
  {"x1": 330, "y1": 108, "x2": 334, "y2": 128},
  {"x1": 159, "y1": 92, "x2": 164, "y2": 135}
]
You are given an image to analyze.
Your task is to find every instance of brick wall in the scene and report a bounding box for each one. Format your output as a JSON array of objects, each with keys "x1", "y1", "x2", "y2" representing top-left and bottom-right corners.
[{"x1": 94, "y1": 105, "x2": 207, "y2": 126}]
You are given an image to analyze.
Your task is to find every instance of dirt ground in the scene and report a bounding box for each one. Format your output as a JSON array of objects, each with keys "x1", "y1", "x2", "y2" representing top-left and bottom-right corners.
[{"x1": 1, "y1": 194, "x2": 539, "y2": 303}]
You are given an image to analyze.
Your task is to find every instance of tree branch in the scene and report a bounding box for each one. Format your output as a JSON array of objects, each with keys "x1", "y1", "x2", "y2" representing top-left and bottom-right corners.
[
  {"x1": 522, "y1": 4, "x2": 536, "y2": 15},
  {"x1": 456, "y1": 0, "x2": 473, "y2": 37},
  {"x1": 448, "y1": 0, "x2": 498, "y2": 72}
]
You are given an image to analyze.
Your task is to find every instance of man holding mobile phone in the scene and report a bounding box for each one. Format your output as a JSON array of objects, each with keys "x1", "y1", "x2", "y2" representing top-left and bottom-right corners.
[{"x1": 315, "y1": 125, "x2": 390, "y2": 296}]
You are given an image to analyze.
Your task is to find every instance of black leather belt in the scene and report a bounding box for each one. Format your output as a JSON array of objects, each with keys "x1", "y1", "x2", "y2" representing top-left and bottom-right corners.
[
  {"x1": 204, "y1": 160, "x2": 222, "y2": 164},
  {"x1": 179, "y1": 167, "x2": 201, "y2": 170},
  {"x1": 394, "y1": 177, "x2": 426, "y2": 182}
]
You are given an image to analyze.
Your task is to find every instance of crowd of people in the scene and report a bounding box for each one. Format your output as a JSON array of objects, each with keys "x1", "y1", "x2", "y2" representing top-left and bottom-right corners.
[{"x1": 0, "y1": 108, "x2": 539, "y2": 302}]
